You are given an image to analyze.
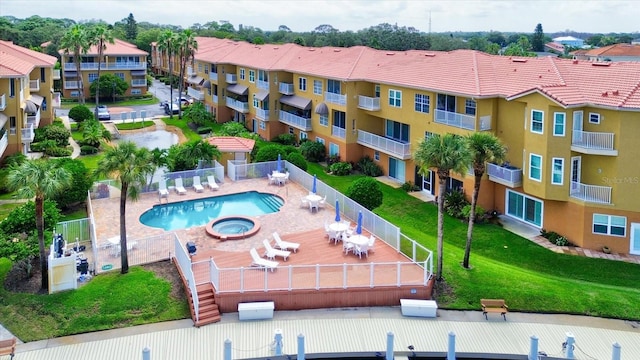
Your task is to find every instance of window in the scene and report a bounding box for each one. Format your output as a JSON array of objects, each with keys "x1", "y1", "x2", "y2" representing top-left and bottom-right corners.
[
  {"x1": 131, "y1": 89, "x2": 142, "y2": 95},
  {"x1": 389, "y1": 89, "x2": 402, "y2": 107},
  {"x1": 374, "y1": 151, "x2": 380, "y2": 161},
  {"x1": 253, "y1": 95, "x2": 259, "y2": 108},
  {"x1": 88, "y1": 73, "x2": 99, "y2": 83},
  {"x1": 248, "y1": 70, "x2": 255, "y2": 83},
  {"x1": 70, "y1": 91, "x2": 79, "y2": 97},
  {"x1": 425, "y1": 131, "x2": 434, "y2": 139},
  {"x1": 300, "y1": 132, "x2": 308, "y2": 140},
  {"x1": 327, "y1": 79, "x2": 341, "y2": 94},
  {"x1": 329, "y1": 143, "x2": 339, "y2": 156},
  {"x1": 313, "y1": 80, "x2": 322, "y2": 95},
  {"x1": 299, "y1": 77, "x2": 307, "y2": 91},
  {"x1": 375, "y1": 84, "x2": 380, "y2": 98},
  {"x1": 289, "y1": 126, "x2": 294, "y2": 135},
  {"x1": 593, "y1": 214, "x2": 626, "y2": 236},
  {"x1": 10, "y1": 79, "x2": 15, "y2": 97},
  {"x1": 258, "y1": 70, "x2": 268, "y2": 83},
  {"x1": 436, "y1": 94, "x2": 456, "y2": 112},
  {"x1": 589, "y1": 112, "x2": 601, "y2": 124},
  {"x1": 333, "y1": 110, "x2": 346, "y2": 129},
  {"x1": 204, "y1": 65, "x2": 209, "y2": 74},
  {"x1": 239, "y1": 68, "x2": 245, "y2": 80},
  {"x1": 259, "y1": 120, "x2": 266, "y2": 130},
  {"x1": 551, "y1": 158, "x2": 564, "y2": 185},
  {"x1": 319, "y1": 115, "x2": 329, "y2": 127},
  {"x1": 506, "y1": 190, "x2": 543, "y2": 227},
  {"x1": 464, "y1": 99, "x2": 476, "y2": 115},
  {"x1": 198, "y1": 63, "x2": 203, "y2": 72},
  {"x1": 531, "y1": 110, "x2": 544, "y2": 134},
  {"x1": 553, "y1": 112, "x2": 566, "y2": 136},
  {"x1": 211, "y1": 64, "x2": 217, "y2": 73},
  {"x1": 385, "y1": 119, "x2": 409, "y2": 143},
  {"x1": 529, "y1": 153, "x2": 542, "y2": 181},
  {"x1": 9, "y1": 116, "x2": 16, "y2": 135},
  {"x1": 115, "y1": 73, "x2": 125, "y2": 80},
  {"x1": 316, "y1": 137, "x2": 325, "y2": 145},
  {"x1": 415, "y1": 94, "x2": 430, "y2": 113},
  {"x1": 40, "y1": 68, "x2": 46, "y2": 83}
]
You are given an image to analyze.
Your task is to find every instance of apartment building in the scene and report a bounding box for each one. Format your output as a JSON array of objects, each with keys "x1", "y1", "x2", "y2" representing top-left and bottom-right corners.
[
  {"x1": 60, "y1": 38, "x2": 148, "y2": 100},
  {"x1": 151, "y1": 38, "x2": 640, "y2": 255},
  {"x1": 0, "y1": 40, "x2": 60, "y2": 160}
]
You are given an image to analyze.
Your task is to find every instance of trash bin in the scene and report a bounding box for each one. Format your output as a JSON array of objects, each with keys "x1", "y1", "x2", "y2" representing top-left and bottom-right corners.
[{"x1": 186, "y1": 242, "x2": 197, "y2": 256}]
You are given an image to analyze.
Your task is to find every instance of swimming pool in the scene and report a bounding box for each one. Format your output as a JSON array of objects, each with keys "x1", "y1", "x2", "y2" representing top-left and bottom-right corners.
[{"x1": 139, "y1": 191, "x2": 284, "y2": 231}]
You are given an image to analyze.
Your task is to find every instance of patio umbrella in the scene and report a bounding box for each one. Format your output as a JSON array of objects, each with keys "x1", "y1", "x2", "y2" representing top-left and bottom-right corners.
[
  {"x1": 335, "y1": 200, "x2": 341, "y2": 222},
  {"x1": 356, "y1": 211, "x2": 363, "y2": 234},
  {"x1": 312, "y1": 174, "x2": 317, "y2": 194},
  {"x1": 277, "y1": 154, "x2": 282, "y2": 173}
]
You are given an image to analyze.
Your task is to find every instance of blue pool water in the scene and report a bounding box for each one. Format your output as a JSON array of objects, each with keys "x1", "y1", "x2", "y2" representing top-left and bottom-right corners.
[{"x1": 139, "y1": 191, "x2": 283, "y2": 231}]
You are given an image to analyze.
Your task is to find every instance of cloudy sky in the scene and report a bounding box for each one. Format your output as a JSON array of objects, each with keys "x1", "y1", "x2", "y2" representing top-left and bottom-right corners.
[{"x1": 2, "y1": 0, "x2": 638, "y2": 34}]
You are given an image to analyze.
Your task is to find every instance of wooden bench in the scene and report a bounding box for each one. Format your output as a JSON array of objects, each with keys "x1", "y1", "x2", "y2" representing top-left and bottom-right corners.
[
  {"x1": 0, "y1": 337, "x2": 16, "y2": 360},
  {"x1": 400, "y1": 299, "x2": 438, "y2": 318},
  {"x1": 481, "y1": 299, "x2": 508, "y2": 321},
  {"x1": 238, "y1": 301, "x2": 275, "y2": 321}
]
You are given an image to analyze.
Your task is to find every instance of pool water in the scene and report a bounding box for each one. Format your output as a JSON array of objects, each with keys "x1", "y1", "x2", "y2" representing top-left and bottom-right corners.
[{"x1": 139, "y1": 191, "x2": 283, "y2": 231}]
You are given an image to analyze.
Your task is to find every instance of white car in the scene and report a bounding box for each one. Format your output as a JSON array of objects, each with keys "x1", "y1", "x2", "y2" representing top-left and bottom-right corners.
[{"x1": 96, "y1": 105, "x2": 110, "y2": 120}]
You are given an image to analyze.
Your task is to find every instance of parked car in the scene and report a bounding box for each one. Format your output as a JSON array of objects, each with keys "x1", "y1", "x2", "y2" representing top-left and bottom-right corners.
[
  {"x1": 164, "y1": 102, "x2": 180, "y2": 115},
  {"x1": 96, "y1": 105, "x2": 110, "y2": 120},
  {"x1": 176, "y1": 96, "x2": 193, "y2": 107}
]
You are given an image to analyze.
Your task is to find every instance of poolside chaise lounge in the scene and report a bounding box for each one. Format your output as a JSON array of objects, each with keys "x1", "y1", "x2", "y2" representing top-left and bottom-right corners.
[
  {"x1": 193, "y1": 176, "x2": 204, "y2": 193},
  {"x1": 175, "y1": 178, "x2": 187, "y2": 195},
  {"x1": 250, "y1": 248, "x2": 278, "y2": 271},
  {"x1": 273, "y1": 232, "x2": 300, "y2": 253},
  {"x1": 207, "y1": 175, "x2": 219, "y2": 190},
  {"x1": 158, "y1": 178, "x2": 169, "y2": 202},
  {"x1": 262, "y1": 239, "x2": 291, "y2": 261}
]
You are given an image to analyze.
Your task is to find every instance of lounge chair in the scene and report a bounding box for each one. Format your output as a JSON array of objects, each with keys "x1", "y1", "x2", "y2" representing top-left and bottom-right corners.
[
  {"x1": 250, "y1": 248, "x2": 278, "y2": 271},
  {"x1": 262, "y1": 239, "x2": 291, "y2": 261},
  {"x1": 207, "y1": 175, "x2": 219, "y2": 190},
  {"x1": 273, "y1": 232, "x2": 300, "y2": 253},
  {"x1": 174, "y1": 178, "x2": 187, "y2": 195},
  {"x1": 158, "y1": 178, "x2": 169, "y2": 201},
  {"x1": 193, "y1": 176, "x2": 204, "y2": 193}
]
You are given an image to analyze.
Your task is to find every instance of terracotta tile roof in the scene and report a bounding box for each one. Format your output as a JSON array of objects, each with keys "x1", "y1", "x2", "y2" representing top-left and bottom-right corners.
[
  {"x1": 60, "y1": 38, "x2": 147, "y2": 56},
  {"x1": 582, "y1": 43, "x2": 640, "y2": 57},
  {"x1": 0, "y1": 40, "x2": 57, "y2": 70},
  {"x1": 206, "y1": 136, "x2": 255, "y2": 152}
]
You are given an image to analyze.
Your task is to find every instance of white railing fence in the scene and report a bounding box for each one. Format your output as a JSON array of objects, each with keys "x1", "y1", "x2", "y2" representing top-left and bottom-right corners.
[
  {"x1": 87, "y1": 191, "x2": 99, "y2": 273},
  {"x1": 55, "y1": 218, "x2": 91, "y2": 243},
  {"x1": 572, "y1": 130, "x2": 614, "y2": 150},
  {"x1": 570, "y1": 181, "x2": 612, "y2": 204},
  {"x1": 173, "y1": 236, "x2": 198, "y2": 322}
]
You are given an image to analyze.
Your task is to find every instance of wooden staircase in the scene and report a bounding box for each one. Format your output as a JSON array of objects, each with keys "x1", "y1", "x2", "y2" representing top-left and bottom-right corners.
[{"x1": 194, "y1": 283, "x2": 221, "y2": 326}]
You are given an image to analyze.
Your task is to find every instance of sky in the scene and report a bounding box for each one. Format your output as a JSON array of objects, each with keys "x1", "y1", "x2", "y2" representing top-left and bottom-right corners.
[{"x1": 1, "y1": 0, "x2": 639, "y2": 34}]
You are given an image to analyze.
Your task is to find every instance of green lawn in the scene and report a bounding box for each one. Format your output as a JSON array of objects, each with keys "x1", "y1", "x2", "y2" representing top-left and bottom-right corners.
[
  {"x1": 60, "y1": 97, "x2": 159, "y2": 109},
  {"x1": 116, "y1": 121, "x2": 155, "y2": 130},
  {"x1": 162, "y1": 117, "x2": 220, "y2": 142},
  {"x1": 0, "y1": 203, "x2": 22, "y2": 219}
]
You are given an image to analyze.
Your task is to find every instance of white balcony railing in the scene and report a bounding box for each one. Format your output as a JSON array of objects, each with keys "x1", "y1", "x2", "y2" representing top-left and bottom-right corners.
[
  {"x1": 572, "y1": 130, "x2": 615, "y2": 153},
  {"x1": 29, "y1": 79, "x2": 40, "y2": 91},
  {"x1": 486, "y1": 163, "x2": 523, "y2": 187},
  {"x1": 279, "y1": 82, "x2": 294, "y2": 95},
  {"x1": 324, "y1": 91, "x2": 347, "y2": 106},
  {"x1": 434, "y1": 109, "x2": 476, "y2": 130},
  {"x1": 64, "y1": 81, "x2": 79, "y2": 89},
  {"x1": 131, "y1": 79, "x2": 147, "y2": 87},
  {"x1": 63, "y1": 62, "x2": 146, "y2": 70},
  {"x1": 357, "y1": 95, "x2": 380, "y2": 111},
  {"x1": 225, "y1": 97, "x2": 249, "y2": 113},
  {"x1": 357, "y1": 130, "x2": 412, "y2": 159},
  {"x1": 21, "y1": 123, "x2": 35, "y2": 143},
  {"x1": 570, "y1": 181, "x2": 612, "y2": 204},
  {"x1": 257, "y1": 80, "x2": 269, "y2": 90},
  {"x1": 187, "y1": 87, "x2": 204, "y2": 101},
  {"x1": 0, "y1": 94, "x2": 5, "y2": 111},
  {"x1": 0, "y1": 131, "x2": 7, "y2": 157},
  {"x1": 212, "y1": 95, "x2": 218, "y2": 104},
  {"x1": 26, "y1": 111, "x2": 41, "y2": 128},
  {"x1": 209, "y1": 72, "x2": 218, "y2": 81},
  {"x1": 226, "y1": 74, "x2": 237, "y2": 84},
  {"x1": 53, "y1": 69, "x2": 61, "y2": 80},
  {"x1": 331, "y1": 125, "x2": 346, "y2": 139},
  {"x1": 52, "y1": 92, "x2": 61, "y2": 108},
  {"x1": 255, "y1": 108, "x2": 270, "y2": 121},
  {"x1": 279, "y1": 110, "x2": 312, "y2": 131}
]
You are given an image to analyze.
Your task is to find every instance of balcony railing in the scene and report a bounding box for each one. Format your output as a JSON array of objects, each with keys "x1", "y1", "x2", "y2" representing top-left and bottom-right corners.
[
  {"x1": 331, "y1": 125, "x2": 346, "y2": 139},
  {"x1": 226, "y1": 74, "x2": 237, "y2": 84},
  {"x1": 357, "y1": 130, "x2": 412, "y2": 159},
  {"x1": 52, "y1": 92, "x2": 61, "y2": 108},
  {"x1": 279, "y1": 82, "x2": 294, "y2": 95},
  {"x1": 131, "y1": 79, "x2": 147, "y2": 87},
  {"x1": 570, "y1": 181, "x2": 612, "y2": 204},
  {"x1": 27, "y1": 111, "x2": 41, "y2": 128},
  {"x1": 357, "y1": 96, "x2": 380, "y2": 111},
  {"x1": 571, "y1": 131, "x2": 617, "y2": 155},
  {"x1": 209, "y1": 72, "x2": 218, "y2": 81},
  {"x1": 324, "y1": 91, "x2": 346, "y2": 106},
  {"x1": 64, "y1": 62, "x2": 146, "y2": 70},
  {"x1": 21, "y1": 123, "x2": 35, "y2": 143},
  {"x1": 434, "y1": 109, "x2": 476, "y2": 130},
  {"x1": 0, "y1": 94, "x2": 5, "y2": 111},
  {"x1": 257, "y1": 80, "x2": 269, "y2": 90},
  {"x1": 64, "y1": 81, "x2": 79, "y2": 89},
  {"x1": 0, "y1": 131, "x2": 7, "y2": 157},
  {"x1": 212, "y1": 95, "x2": 218, "y2": 104},
  {"x1": 187, "y1": 66, "x2": 195, "y2": 76},
  {"x1": 225, "y1": 97, "x2": 249, "y2": 113},
  {"x1": 187, "y1": 87, "x2": 204, "y2": 101},
  {"x1": 278, "y1": 110, "x2": 312, "y2": 131},
  {"x1": 29, "y1": 79, "x2": 40, "y2": 91},
  {"x1": 53, "y1": 69, "x2": 61, "y2": 80},
  {"x1": 255, "y1": 108, "x2": 270, "y2": 121},
  {"x1": 487, "y1": 163, "x2": 523, "y2": 188}
]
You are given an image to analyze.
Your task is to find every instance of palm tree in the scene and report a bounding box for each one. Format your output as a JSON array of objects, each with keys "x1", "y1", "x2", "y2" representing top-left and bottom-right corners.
[
  {"x1": 94, "y1": 142, "x2": 153, "y2": 274},
  {"x1": 463, "y1": 133, "x2": 506, "y2": 269},
  {"x1": 414, "y1": 133, "x2": 471, "y2": 281},
  {"x1": 88, "y1": 25, "x2": 114, "y2": 117},
  {"x1": 60, "y1": 24, "x2": 91, "y2": 104},
  {"x1": 176, "y1": 29, "x2": 198, "y2": 119},
  {"x1": 6, "y1": 160, "x2": 72, "y2": 290},
  {"x1": 157, "y1": 30, "x2": 178, "y2": 119}
]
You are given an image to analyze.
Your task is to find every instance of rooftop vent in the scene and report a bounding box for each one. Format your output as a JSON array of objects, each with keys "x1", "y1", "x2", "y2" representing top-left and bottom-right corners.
[
  {"x1": 333, "y1": 49, "x2": 341, "y2": 52},
  {"x1": 512, "y1": 58, "x2": 528, "y2": 63},
  {"x1": 612, "y1": 90, "x2": 620, "y2": 96},
  {"x1": 572, "y1": 60, "x2": 579, "y2": 64},
  {"x1": 386, "y1": 52, "x2": 395, "y2": 56},
  {"x1": 308, "y1": 48, "x2": 316, "y2": 52},
  {"x1": 424, "y1": 53, "x2": 436, "y2": 57},
  {"x1": 592, "y1": 62, "x2": 611, "y2": 67},
  {"x1": 602, "y1": 91, "x2": 608, "y2": 97}
]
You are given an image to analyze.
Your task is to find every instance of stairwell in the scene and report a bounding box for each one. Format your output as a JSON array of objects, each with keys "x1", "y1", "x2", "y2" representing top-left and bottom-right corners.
[{"x1": 172, "y1": 258, "x2": 221, "y2": 326}]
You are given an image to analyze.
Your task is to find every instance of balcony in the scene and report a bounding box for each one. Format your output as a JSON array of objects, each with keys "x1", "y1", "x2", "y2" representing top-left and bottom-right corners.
[
  {"x1": 52, "y1": 92, "x2": 61, "y2": 108},
  {"x1": 570, "y1": 181, "x2": 612, "y2": 204},
  {"x1": 64, "y1": 81, "x2": 79, "y2": 89},
  {"x1": 257, "y1": 80, "x2": 269, "y2": 90},
  {"x1": 357, "y1": 130, "x2": 412, "y2": 160},
  {"x1": 571, "y1": 131, "x2": 617, "y2": 156},
  {"x1": 187, "y1": 87, "x2": 204, "y2": 101},
  {"x1": 213, "y1": 95, "x2": 218, "y2": 104},
  {"x1": 357, "y1": 96, "x2": 380, "y2": 111},
  {"x1": 131, "y1": 79, "x2": 147, "y2": 87},
  {"x1": 0, "y1": 130, "x2": 7, "y2": 157},
  {"x1": 226, "y1": 74, "x2": 237, "y2": 84},
  {"x1": 434, "y1": 109, "x2": 476, "y2": 130},
  {"x1": 53, "y1": 69, "x2": 61, "y2": 80},
  {"x1": 255, "y1": 108, "x2": 270, "y2": 121},
  {"x1": 21, "y1": 123, "x2": 35, "y2": 143},
  {"x1": 487, "y1": 163, "x2": 523, "y2": 188},
  {"x1": 29, "y1": 79, "x2": 40, "y2": 91},
  {"x1": 331, "y1": 125, "x2": 346, "y2": 139},
  {"x1": 324, "y1": 91, "x2": 346, "y2": 106},
  {"x1": 27, "y1": 111, "x2": 41, "y2": 128},
  {"x1": 0, "y1": 94, "x2": 5, "y2": 111},
  {"x1": 225, "y1": 97, "x2": 249, "y2": 113},
  {"x1": 279, "y1": 82, "x2": 294, "y2": 95},
  {"x1": 64, "y1": 62, "x2": 146, "y2": 70},
  {"x1": 187, "y1": 66, "x2": 195, "y2": 76},
  {"x1": 279, "y1": 110, "x2": 312, "y2": 131},
  {"x1": 209, "y1": 72, "x2": 218, "y2": 81}
]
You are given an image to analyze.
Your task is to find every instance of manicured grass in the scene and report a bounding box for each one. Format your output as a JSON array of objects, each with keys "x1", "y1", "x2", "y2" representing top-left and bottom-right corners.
[
  {"x1": 116, "y1": 121, "x2": 155, "y2": 130},
  {"x1": 76, "y1": 154, "x2": 102, "y2": 172},
  {"x1": 60, "y1": 97, "x2": 159, "y2": 109},
  {"x1": 162, "y1": 117, "x2": 220, "y2": 141},
  {"x1": 60, "y1": 208, "x2": 89, "y2": 221},
  {"x1": 0, "y1": 192, "x2": 19, "y2": 200},
  {"x1": 0, "y1": 203, "x2": 22, "y2": 220},
  {"x1": 307, "y1": 163, "x2": 640, "y2": 320}
]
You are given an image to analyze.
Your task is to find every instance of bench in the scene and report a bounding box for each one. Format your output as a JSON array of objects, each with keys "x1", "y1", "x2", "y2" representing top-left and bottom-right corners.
[
  {"x1": 400, "y1": 299, "x2": 438, "y2": 318},
  {"x1": 0, "y1": 337, "x2": 16, "y2": 360},
  {"x1": 238, "y1": 301, "x2": 275, "y2": 321},
  {"x1": 481, "y1": 299, "x2": 508, "y2": 321}
]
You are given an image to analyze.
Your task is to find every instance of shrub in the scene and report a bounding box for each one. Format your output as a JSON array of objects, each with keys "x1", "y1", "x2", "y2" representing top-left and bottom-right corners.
[
  {"x1": 51, "y1": 158, "x2": 93, "y2": 209},
  {"x1": 462, "y1": 204, "x2": 486, "y2": 223},
  {"x1": 218, "y1": 121, "x2": 249, "y2": 136},
  {"x1": 80, "y1": 145, "x2": 98, "y2": 155},
  {"x1": 444, "y1": 189, "x2": 469, "y2": 219},
  {"x1": 42, "y1": 125, "x2": 71, "y2": 146},
  {"x1": 300, "y1": 141, "x2": 326, "y2": 162},
  {"x1": 345, "y1": 177, "x2": 383, "y2": 210},
  {"x1": 327, "y1": 154, "x2": 341, "y2": 166},
  {"x1": 183, "y1": 102, "x2": 212, "y2": 126},
  {"x1": 401, "y1": 181, "x2": 419, "y2": 192},
  {"x1": 44, "y1": 146, "x2": 72, "y2": 157},
  {"x1": 272, "y1": 133, "x2": 297, "y2": 146},
  {"x1": 286, "y1": 152, "x2": 307, "y2": 171},
  {"x1": 329, "y1": 161, "x2": 352, "y2": 176},
  {"x1": 30, "y1": 140, "x2": 57, "y2": 152},
  {"x1": 0, "y1": 233, "x2": 38, "y2": 262},
  {"x1": 0, "y1": 200, "x2": 61, "y2": 235},
  {"x1": 356, "y1": 156, "x2": 383, "y2": 177},
  {"x1": 197, "y1": 126, "x2": 212, "y2": 134},
  {"x1": 68, "y1": 105, "x2": 93, "y2": 123},
  {"x1": 253, "y1": 144, "x2": 288, "y2": 163}
]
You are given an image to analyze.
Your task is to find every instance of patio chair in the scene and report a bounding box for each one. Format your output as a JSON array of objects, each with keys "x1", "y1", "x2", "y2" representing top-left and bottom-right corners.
[
  {"x1": 343, "y1": 239, "x2": 355, "y2": 255},
  {"x1": 174, "y1": 178, "x2": 187, "y2": 195},
  {"x1": 158, "y1": 178, "x2": 169, "y2": 201},
  {"x1": 273, "y1": 232, "x2": 300, "y2": 253},
  {"x1": 368, "y1": 235, "x2": 376, "y2": 253},
  {"x1": 267, "y1": 173, "x2": 276, "y2": 185},
  {"x1": 318, "y1": 195, "x2": 327, "y2": 209},
  {"x1": 250, "y1": 248, "x2": 278, "y2": 271},
  {"x1": 355, "y1": 242, "x2": 369, "y2": 259},
  {"x1": 262, "y1": 239, "x2": 291, "y2": 261},
  {"x1": 207, "y1": 175, "x2": 220, "y2": 190},
  {"x1": 300, "y1": 197, "x2": 309, "y2": 209},
  {"x1": 193, "y1": 176, "x2": 204, "y2": 193}
]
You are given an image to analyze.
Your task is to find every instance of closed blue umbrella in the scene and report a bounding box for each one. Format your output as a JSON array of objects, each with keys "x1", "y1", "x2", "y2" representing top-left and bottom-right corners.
[
  {"x1": 312, "y1": 174, "x2": 317, "y2": 194},
  {"x1": 335, "y1": 200, "x2": 341, "y2": 222},
  {"x1": 277, "y1": 154, "x2": 282, "y2": 173},
  {"x1": 356, "y1": 211, "x2": 363, "y2": 234}
]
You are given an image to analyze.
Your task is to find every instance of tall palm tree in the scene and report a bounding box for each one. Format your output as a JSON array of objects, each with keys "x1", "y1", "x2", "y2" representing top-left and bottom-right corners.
[
  {"x1": 60, "y1": 24, "x2": 91, "y2": 104},
  {"x1": 463, "y1": 132, "x2": 507, "y2": 269},
  {"x1": 94, "y1": 142, "x2": 153, "y2": 274},
  {"x1": 414, "y1": 133, "x2": 471, "y2": 281},
  {"x1": 6, "y1": 160, "x2": 72, "y2": 290},
  {"x1": 88, "y1": 25, "x2": 114, "y2": 117},
  {"x1": 177, "y1": 29, "x2": 198, "y2": 119},
  {"x1": 157, "y1": 30, "x2": 178, "y2": 119}
]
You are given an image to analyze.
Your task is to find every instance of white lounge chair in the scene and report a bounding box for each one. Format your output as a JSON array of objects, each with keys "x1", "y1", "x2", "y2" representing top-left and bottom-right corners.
[
  {"x1": 193, "y1": 176, "x2": 204, "y2": 193},
  {"x1": 174, "y1": 178, "x2": 187, "y2": 195},
  {"x1": 158, "y1": 178, "x2": 169, "y2": 201},
  {"x1": 250, "y1": 248, "x2": 278, "y2": 271},
  {"x1": 273, "y1": 232, "x2": 300, "y2": 253},
  {"x1": 207, "y1": 175, "x2": 219, "y2": 190},
  {"x1": 262, "y1": 239, "x2": 291, "y2": 261}
]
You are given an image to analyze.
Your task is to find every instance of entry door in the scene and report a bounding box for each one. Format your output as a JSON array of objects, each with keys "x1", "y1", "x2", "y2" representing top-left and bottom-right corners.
[
  {"x1": 422, "y1": 170, "x2": 434, "y2": 194},
  {"x1": 252, "y1": 119, "x2": 257, "y2": 133},
  {"x1": 573, "y1": 111, "x2": 583, "y2": 142},
  {"x1": 631, "y1": 223, "x2": 640, "y2": 255},
  {"x1": 570, "y1": 156, "x2": 581, "y2": 193}
]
